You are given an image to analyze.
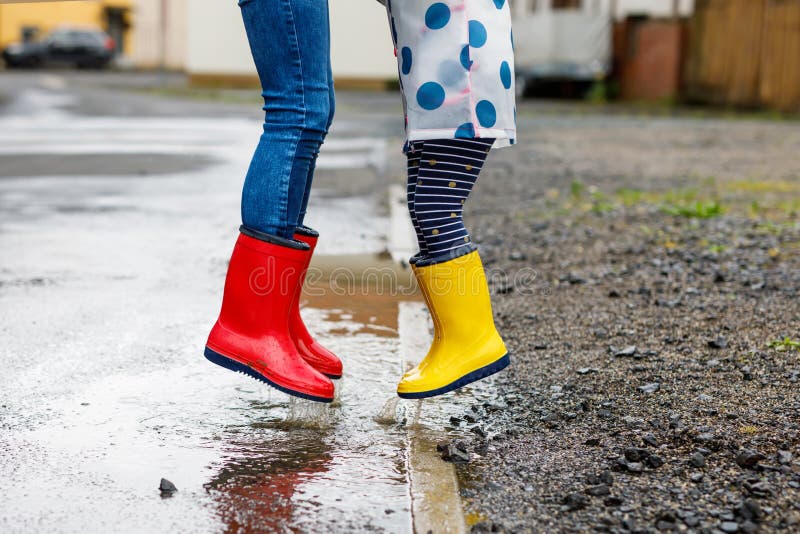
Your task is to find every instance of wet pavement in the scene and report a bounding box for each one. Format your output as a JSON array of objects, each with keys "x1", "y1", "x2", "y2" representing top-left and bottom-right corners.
[{"x1": 0, "y1": 71, "x2": 504, "y2": 533}]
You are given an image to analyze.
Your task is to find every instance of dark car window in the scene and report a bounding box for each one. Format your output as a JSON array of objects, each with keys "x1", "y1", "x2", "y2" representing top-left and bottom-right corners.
[
  {"x1": 72, "y1": 32, "x2": 104, "y2": 47},
  {"x1": 45, "y1": 31, "x2": 73, "y2": 47},
  {"x1": 45, "y1": 30, "x2": 104, "y2": 48}
]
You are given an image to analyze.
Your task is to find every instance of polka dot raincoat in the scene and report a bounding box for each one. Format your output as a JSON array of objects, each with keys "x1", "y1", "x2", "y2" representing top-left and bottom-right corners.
[{"x1": 383, "y1": 0, "x2": 517, "y2": 151}]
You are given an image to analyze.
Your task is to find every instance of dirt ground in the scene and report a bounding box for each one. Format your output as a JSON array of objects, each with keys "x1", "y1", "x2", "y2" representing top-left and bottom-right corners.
[{"x1": 452, "y1": 111, "x2": 800, "y2": 533}]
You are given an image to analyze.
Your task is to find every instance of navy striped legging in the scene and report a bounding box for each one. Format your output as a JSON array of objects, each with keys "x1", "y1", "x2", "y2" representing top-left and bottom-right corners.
[{"x1": 406, "y1": 138, "x2": 495, "y2": 260}]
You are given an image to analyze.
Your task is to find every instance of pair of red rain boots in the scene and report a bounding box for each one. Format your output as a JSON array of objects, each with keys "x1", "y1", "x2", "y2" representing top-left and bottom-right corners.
[{"x1": 205, "y1": 225, "x2": 343, "y2": 403}]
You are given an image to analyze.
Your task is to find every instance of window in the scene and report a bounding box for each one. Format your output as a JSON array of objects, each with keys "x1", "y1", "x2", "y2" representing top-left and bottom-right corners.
[{"x1": 552, "y1": 0, "x2": 582, "y2": 9}]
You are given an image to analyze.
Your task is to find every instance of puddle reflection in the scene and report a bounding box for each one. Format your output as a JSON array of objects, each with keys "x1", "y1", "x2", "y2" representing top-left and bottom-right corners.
[
  {"x1": 205, "y1": 431, "x2": 333, "y2": 532},
  {"x1": 202, "y1": 284, "x2": 418, "y2": 532}
]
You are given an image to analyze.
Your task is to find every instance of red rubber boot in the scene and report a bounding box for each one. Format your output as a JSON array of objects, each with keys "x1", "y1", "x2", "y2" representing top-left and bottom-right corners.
[
  {"x1": 291, "y1": 226, "x2": 343, "y2": 379},
  {"x1": 205, "y1": 226, "x2": 335, "y2": 403}
]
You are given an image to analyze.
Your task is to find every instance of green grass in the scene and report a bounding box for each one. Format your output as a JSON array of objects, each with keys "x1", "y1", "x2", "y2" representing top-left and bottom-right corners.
[
  {"x1": 660, "y1": 200, "x2": 724, "y2": 219},
  {"x1": 767, "y1": 337, "x2": 800, "y2": 352}
]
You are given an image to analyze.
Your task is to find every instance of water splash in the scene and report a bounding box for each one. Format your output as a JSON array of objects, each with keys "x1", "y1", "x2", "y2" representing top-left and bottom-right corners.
[
  {"x1": 331, "y1": 376, "x2": 344, "y2": 407},
  {"x1": 285, "y1": 397, "x2": 334, "y2": 429},
  {"x1": 407, "y1": 399, "x2": 425, "y2": 429},
  {"x1": 374, "y1": 397, "x2": 400, "y2": 425}
]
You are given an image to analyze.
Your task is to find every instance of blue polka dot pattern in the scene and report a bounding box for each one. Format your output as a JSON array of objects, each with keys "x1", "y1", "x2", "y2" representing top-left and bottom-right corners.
[
  {"x1": 459, "y1": 45, "x2": 472, "y2": 70},
  {"x1": 455, "y1": 123, "x2": 476, "y2": 138},
  {"x1": 476, "y1": 100, "x2": 496, "y2": 127},
  {"x1": 425, "y1": 3, "x2": 451, "y2": 30},
  {"x1": 386, "y1": 0, "x2": 516, "y2": 148},
  {"x1": 417, "y1": 82, "x2": 446, "y2": 110},
  {"x1": 438, "y1": 60, "x2": 465, "y2": 87},
  {"x1": 401, "y1": 47, "x2": 413, "y2": 75},
  {"x1": 468, "y1": 20, "x2": 487, "y2": 48},
  {"x1": 500, "y1": 61, "x2": 512, "y2": 89}
]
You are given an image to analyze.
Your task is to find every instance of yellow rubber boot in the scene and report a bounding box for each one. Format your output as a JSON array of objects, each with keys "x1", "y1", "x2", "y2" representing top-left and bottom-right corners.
[{"x1": 398, "y1": 250, "x2": 510, "y2": 399}]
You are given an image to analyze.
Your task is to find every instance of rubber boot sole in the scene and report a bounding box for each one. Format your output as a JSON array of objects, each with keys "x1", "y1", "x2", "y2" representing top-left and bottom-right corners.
[
  {"x1": 397, "y1": 353, "x2": 511, "y2": 399},
  {"x1": 204, "y1": 347, "x2": 333, "y2": 403}
]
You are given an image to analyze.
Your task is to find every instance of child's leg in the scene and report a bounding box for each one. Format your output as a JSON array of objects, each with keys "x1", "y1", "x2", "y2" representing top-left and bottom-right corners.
[
  {"x1": 411, "y1": 138, "x2": 495, "y2": 258},
  {"x1": 238, "y1": 0, "x2": 332, "y2": 240},
  {"x1": 296, "y1": 3, "x2": 336, "y2": 228},
  {"x1": 406, "y1": 141, "x2": 430, "y2": 258}
]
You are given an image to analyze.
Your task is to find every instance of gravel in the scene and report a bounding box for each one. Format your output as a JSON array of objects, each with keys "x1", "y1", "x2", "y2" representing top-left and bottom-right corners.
[{"x1": 446, "y1": 110, "x2": 800, "y2": 532}]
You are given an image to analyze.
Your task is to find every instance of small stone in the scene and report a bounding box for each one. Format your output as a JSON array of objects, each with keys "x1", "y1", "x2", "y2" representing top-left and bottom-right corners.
[
  {"x1": 668, "y1": 414, "x2": 682, "y2": 429},
  {"x1": 624, "y1": 447, "x2": 650, "y2": 462},
  {"x1": 567, "y1": 271, "x2": 586, "y2": 284},
  {"x1": 735, "y1": 499, "x2": 762, "y2": 522},
  {"x1": 436, "y1": 440, "x2": 450, "y2": 452},
  {"x1": 159, "y1": 478, "x2": 177, "y2": 496},
  {"x1": 608, "y1": 289, "x2": 622, "y2": 298},
  {"x1": 585, "y1": 484, "x2": 611, "y2": 497},
  {"x1": 441, "y1": 443, "x2": 470, "y2": 463},
  {"x1": 614, "y1": 345, "x2": 637, "y2": 357},
  {"x1": 690, "y1": 472, "x2": 704, "y2": 483},
  {"x1": 639, "y1": 382, "x2": 661, "y2": 394},
  {"x1": 743, "y1": 480, "x2": 773, "y2": 498},
  {"x1": 690, "y1": 451, "x2": 706, "y2": 468},
  {"x1": 643, "y1": 434, "x2": 659, "y2": 447},
  {"x1": 509, "y1": 250, "x2": 526, "y2": 261},
  {"x1": 604, "y1": 496, "x2": 623, "y2": 507},
  {"x1": 736, "y1": 449, "x2": 764, "y2": 469},
  {"x1": 625, "y1": 462, "x2": 643, "y2": 474},
  {"x1": 593, "y1": 327, "x2": 609, "y2": 339},
  {"x1": 563, "y1": 492, "x2": 589, "y2": 511},
  {"x1": 777, "y1": 450, "x2": 792, "y2": 465},
  {"x1": 646, "y1": 455, "x2": 665, "y2": 469},
  {"x1": 683, "y1": 516, "x2": 700, "y2": 527},
  {"x1": 585, "y1": 437, "x2": 601, "y2": 446},
  {"x1": 708, "y1": 336, "x2": 728, "y2": 349},
  {"x1": 577, "y1": 367, "x2": 598, "y2": 375},
  {"x1": 695, "y1": 432, "x2": 716, "y2": 443},
  {"x1": 720, "y1": 521, "x2": 740, "y2": 533}
]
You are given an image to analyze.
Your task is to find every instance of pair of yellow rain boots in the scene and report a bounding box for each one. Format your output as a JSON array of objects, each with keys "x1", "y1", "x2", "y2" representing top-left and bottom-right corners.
[{"x1": 397, "y1": 250, "x2": 510, "y2": 399}]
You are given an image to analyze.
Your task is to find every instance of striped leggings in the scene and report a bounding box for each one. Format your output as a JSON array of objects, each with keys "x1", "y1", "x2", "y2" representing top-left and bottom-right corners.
[{"x1": 406, "y1": 138, "x2": 495, "y2": 261}]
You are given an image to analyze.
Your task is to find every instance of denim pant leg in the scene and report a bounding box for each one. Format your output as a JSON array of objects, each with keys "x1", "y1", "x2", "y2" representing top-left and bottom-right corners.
[
  {"x1": 238, "y1": 0, "x2": 332, "y2": 239},
  {"x1": 297, "y1": 29, "x2": 336, "y2": 226}
]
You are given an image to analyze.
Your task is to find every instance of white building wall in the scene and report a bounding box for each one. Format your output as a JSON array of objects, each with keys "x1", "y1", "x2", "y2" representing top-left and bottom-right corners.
[
  {"x1": 131, "y1": 0, "x2": 187, "y2": 69},
  {"x1": 184, "y1": 0, "x2": 395, "y2": 79},
  {"x1": 181, "y1": 0, "x2": 693, "y2": 80}
]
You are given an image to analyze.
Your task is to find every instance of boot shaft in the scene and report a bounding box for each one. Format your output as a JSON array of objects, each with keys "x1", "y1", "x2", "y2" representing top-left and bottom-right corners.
[
  {"x1": 218, "y1": 229, "x2": 309, "y2": 337},
  {"x1": 414, "y1": 251, "x2": 499, "y2": 345}
]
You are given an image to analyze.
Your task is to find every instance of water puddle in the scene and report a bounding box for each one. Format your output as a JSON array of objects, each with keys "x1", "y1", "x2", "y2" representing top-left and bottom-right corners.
[{"x1": 0, "y1": 277, "x2": 425, "y2": 532}]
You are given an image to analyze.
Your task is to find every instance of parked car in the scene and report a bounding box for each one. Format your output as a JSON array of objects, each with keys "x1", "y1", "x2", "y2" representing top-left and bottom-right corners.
[
  {"x1": 512, "y1": 0, "x2": 612, "y2": 97},
  {"x1": 2, "y1": 27, "x2": 115, "y2": 69}
]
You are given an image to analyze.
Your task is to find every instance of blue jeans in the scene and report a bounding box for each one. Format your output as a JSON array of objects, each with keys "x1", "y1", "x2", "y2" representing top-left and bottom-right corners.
[{"x1": 238, "y1": 0, "x2": 335, "y2": 240}]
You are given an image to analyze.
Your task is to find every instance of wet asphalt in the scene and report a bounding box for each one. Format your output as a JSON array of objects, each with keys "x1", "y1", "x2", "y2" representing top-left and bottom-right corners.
[{"x1": 0, "y1": 71, "x2": 416, "y2": 532}]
